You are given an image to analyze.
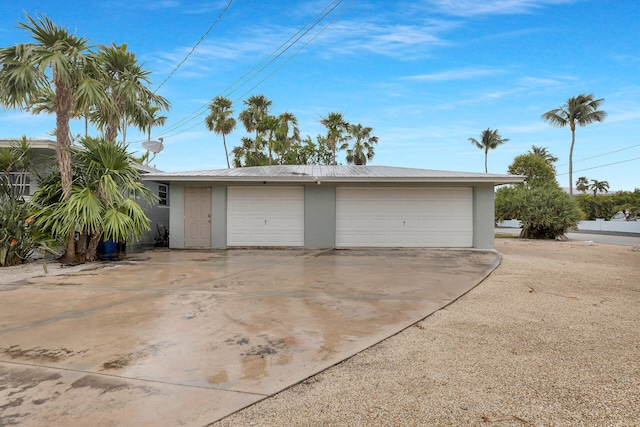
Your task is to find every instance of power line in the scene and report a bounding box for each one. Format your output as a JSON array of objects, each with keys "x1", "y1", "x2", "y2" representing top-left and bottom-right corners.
[
  {"x1": 223, "y1": 0, "x2": 344, "y2": 100},
  {"x1": 234, "y1": 0, "x2": 354, "y2": 102},
  {"x1": 556, "y1": 156, "x2": 640, "y2": 176},
  {"x1": 153, "y1": 0, "x2": 234, "y2": 93},
  {"x1": 148, "y1": 0, "x2": 338, "y2": 138},
  {"x1": 153, "y1": 0, "x2": 345, "y2": 139},
  {"x1": 148, "y1": 0, "x2": 348, "y2": 141},
  {"x1": 557, "y1": 143, "x2": 640, "y2": 167}
]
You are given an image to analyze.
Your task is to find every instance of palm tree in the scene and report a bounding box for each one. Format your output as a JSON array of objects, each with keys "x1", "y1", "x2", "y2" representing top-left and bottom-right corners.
[
  {"x1": 576, "y1": 176, "x2": 589, "y2": 194},
  {"x1": 528, "y1": 145, "x2": 558, "y2": 171},
  {"x1": 468, "y1": 128, "x2": 509, "y2": 173},
  {"x1": 320, "y1": 112, "x2": 349, "y2": 165},
  {"x1": 0, "y1": 13, "x2": 107, "y2": 263},
  {"x1": 341, "y1": 124, "x2": 379, "y2": 165},
  {"x1": 138, "y1": 104, "x2": 168, "y2": 141},
  {"x1": 542, "y1": 94, "x2": 607, "y2": 195},
  {"x1": 95, "y1": 43, "x2": 170, "y2": 143},
  {"x1": 232, "y1": 137, "x2": 267, "y2": 167},
  {"x1": 589, "y1": 179, "x2": 609, "y2": 196},
  {"x1": 205, "y1": 96, "x2": 236, "y2": 168},
  {"x1": 239, "y1": 94, "x2": 272, "y2": 140},
  {"x1": 258, "y1": 115, "x2": 281, "y2": 165},
  {"x1": 31, "y1": 137, "x2": 156, "y2": 262},
  {"x1": 274, "y1": 112, "x2": 300, "y2": 164},
  {"x1": 237, "y1": 95, "x2": 271, "y2": 166}
]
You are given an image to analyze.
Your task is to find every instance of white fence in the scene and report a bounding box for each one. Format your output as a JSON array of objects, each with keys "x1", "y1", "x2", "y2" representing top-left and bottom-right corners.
[
  {"x1": 497, "y1": 219, "x2": 640, "y2": 234},
  {"x1": 576, "y1": 219, "x2": 640, "y2": 234}
]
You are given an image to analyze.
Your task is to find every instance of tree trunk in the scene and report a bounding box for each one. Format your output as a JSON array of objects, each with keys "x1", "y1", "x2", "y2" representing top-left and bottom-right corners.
[
  {"x1": 106, "y1": 122, "x2": 118, "y2": 142},
  {"x1": 484, "y1": 150, "x2": 488, "y2": 173},
  {"x1": 55, "y1": 81, "x2": 77, "y2": 264},
  {"x1": 569, "y1": 125, "x2": 576, "y2": 195},
  {"x1": 85, "y1": 232, "x2": 102, "y2": 262},
  {"x1": 59, "y1": 227, "x2": 77, "y2": 264},
  {"x1": 223, "y1": 135, "x2": 230, "y2": 169},
  {"x1": 106, "y1": 95, "x2": 124, "y2": 143},
  {"x1": 76, "y1": 232, "x2": 87, "y2": 258}
]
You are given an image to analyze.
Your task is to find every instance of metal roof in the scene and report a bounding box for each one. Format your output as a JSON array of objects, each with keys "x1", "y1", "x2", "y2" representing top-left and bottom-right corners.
[
  {"x1": 0, "y1": 138, "x2": 163, "y2": 174},
  {"x1": 141, "y1": 165, "x2": 524, "y2": 185},
  {"x1": 0, "y1": 137, "x2": 57, "y2": 150}
]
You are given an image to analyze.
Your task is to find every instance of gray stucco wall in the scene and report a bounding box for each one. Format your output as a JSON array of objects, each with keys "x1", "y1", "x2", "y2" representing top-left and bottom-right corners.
[
  {"x1": 137, "y1": 181, "x2": 170, "y2": 246},
  {"x1": 472, "y1": 183, "x2": 496, "y2": 250},
  {"x1": 211, "y1": 185, "x2": 227, "y2": 249},
  {"x1": 304, "y1": 184, "x2": 336, "y2": 248},
  {"x1": 169, "y1": 184, "x2": 185, "y2": 249},
  {"x1": 166, "y1": 182, "x2": 496, "y2": 250}
]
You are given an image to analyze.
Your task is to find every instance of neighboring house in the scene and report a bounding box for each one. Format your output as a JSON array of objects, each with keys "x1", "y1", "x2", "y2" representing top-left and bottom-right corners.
[
  {"x1": 142, "y1": 165, "x2": 523, "y2": 250},
  {"x1": 0, "y1": 138, "x2": 169, "y2": 245}
]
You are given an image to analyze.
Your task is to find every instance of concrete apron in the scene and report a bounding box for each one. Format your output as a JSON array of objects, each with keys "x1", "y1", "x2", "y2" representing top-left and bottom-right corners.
[{"x1": 0, "y1": 248, "x2": 500, "y2": 426}]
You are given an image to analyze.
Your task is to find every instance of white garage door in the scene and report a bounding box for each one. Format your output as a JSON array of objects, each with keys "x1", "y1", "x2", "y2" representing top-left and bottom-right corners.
[
  {"x1": 336, "y1": 187, "x2": 473, "y2": 248},
  {"x1": 227, "y1": 186, "x2": 304, "y2": 246}
]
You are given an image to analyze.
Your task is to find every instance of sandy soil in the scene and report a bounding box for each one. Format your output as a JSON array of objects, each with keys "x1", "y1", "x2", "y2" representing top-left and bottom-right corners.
[
  {"x1": 213, "y1": 239, "x2": 640, "y2": 426},
  {"x1": 0, "y1": 258, "x2": 97, "y2": 285}
]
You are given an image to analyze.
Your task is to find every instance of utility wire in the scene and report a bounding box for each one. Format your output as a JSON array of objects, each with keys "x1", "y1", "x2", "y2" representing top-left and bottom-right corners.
[
  {"x1": 234, "y1": 0, "x2": 354, "y2": 102},
  {"x1": 149, "y1": 0, "x2": 348, "y2": 140},
  {"x1": 557, "y1": 143, "x2": 640, "y2": 167},
  {"x1": 153, "y1": 0, "x2": 234, "y2": 93},
  {"x1": 153, "y1": 0, "x2": 345, "y2": 138},
  {"x1": 150, "y1": 0, "x2": 342, "y2": 138},
  {"x1": 223, "y1": 0, "x2": 344, "y2": 99},
  {"x1": 556, "y1": 156, "x2": 640, "y2": 176}
]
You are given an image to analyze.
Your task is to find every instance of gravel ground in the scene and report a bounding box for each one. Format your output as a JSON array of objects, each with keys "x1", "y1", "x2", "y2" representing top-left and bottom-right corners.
[
  {"x1": 213, "y1": 239, "x2": 640, "y2": 427},
  {"x1": 0, "y1": 258, "x2": 96, "y2": 285}
]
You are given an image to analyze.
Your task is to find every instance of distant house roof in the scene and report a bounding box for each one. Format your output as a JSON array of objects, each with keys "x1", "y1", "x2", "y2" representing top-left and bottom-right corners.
[
  {"x1": 0, "y1": 137, "x2": 163, "y2": 174},
  {"x1": 0, "y1": 137, "x2": 57, "y2": 150},
  {"x1": 142, "y1": 165, "x2": 524, "y2": 185}
]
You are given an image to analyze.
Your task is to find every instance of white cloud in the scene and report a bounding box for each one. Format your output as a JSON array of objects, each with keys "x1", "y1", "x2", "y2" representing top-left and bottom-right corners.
[
  {"x1": 405, "y1": 68, "x2": 503, "y2": 82},
  {"x1": 183, "y1": 1, "x2": 231, "y2": 15},
  {"x1": 605, "y1": 109, "x2": 640, "y2": 124},
  {"x1": 317, "y1": 19, "x2": 456, "y2": 58},
  {"x1": 516, "y1": 76, "x2": 565, "y2": 87},
  {"x1": 421, "y1": 0, "x2": 581, "y2": 17}
]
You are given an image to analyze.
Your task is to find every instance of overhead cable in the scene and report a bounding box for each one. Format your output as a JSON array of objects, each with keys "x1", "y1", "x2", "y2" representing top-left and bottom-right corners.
[
  {"x1": 153, "y1": 0, "x2": 234, "y2": 93},
  {"x1": 557, "y1": 143, "x2": 640, "y2": 167},
  {"x1": 234, "y1": 0, "x2": 354, "y2": 102},
  {"x1": 149, "y1": 0, "x2": 348, "y2": 140},
  {"x1": 556, "y1": 156, "x2": 640, "y2": 176}
]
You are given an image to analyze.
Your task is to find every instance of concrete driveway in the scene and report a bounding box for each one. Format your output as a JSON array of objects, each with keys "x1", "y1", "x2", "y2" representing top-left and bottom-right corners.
[{"x1": 0, "y1": 248, "x2": 500, "y2": 426}]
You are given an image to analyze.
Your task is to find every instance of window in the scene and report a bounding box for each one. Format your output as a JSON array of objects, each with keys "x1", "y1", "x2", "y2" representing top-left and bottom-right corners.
[
  {"x1": 7, "y1": 171, "x2": 30, "y2": 199},
  {"x1": 158, "y1": 184, "x2": 168, "y2": 206}
]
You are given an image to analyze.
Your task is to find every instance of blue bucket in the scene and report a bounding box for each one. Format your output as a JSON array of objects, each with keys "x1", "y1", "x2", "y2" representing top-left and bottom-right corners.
[{"x1": 97, "y1": 239, "x2": 117, "y2": 254}]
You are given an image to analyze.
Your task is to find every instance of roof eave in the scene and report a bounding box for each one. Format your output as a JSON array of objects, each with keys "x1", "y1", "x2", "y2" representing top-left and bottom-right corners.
[{"x1": 141, "y1": 175, "x2": 525, "y2": 185}]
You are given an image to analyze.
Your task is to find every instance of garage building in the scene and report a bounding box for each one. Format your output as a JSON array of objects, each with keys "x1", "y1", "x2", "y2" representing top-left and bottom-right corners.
[{"x1": 142, "y1": 165, "x2": 522, "y2": 250}]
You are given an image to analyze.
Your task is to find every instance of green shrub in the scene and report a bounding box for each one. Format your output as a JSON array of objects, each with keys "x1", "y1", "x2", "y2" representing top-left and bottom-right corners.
[
  {"x1": 496, "y1": 153, "x2": 583, "y2": 239},
  {"x1": 575, "y1": 190, "x2": 640, "y2": 220},
  {"x1": 0, "y1": 199, "x2": 40, "y2": 266},
  {"x1": 513, "y1": 186, "x2": 583, "y2": 238}
]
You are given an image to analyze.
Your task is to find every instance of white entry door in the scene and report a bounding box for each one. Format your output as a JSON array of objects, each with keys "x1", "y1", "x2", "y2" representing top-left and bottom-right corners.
[
  {"x1": 227, "y1": 186, "x2": 304, "y2": 246},
  {"x1": 336, "y1": 187, "x2": 473, "y2": 248},
  {"x1": 184, "y1": 187, "x2": 212, "y2": 247}
]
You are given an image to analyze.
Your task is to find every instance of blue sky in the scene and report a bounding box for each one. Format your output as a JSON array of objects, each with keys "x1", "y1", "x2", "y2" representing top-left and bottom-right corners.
[{"x1": 1, "y1": 0, "x2": 639, "y2": 191}]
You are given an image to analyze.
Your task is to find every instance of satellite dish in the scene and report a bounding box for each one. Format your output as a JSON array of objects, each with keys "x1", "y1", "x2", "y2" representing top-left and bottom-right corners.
[
  {"x1": 142, "y1": 138, "x2": 164, "y2": 154},
  {"x1": 142, "y1": 138, "x2": 164, "y2": 165}
]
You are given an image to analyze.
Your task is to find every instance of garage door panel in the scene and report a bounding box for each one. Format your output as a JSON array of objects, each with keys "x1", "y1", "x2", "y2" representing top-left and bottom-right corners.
[
  {"x1": 336, "y1": 187, "x2": 473, "y2": 248},
  {"x1": 227, "y1": 186, "x2": 304, "y2": 247}
]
